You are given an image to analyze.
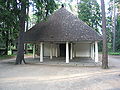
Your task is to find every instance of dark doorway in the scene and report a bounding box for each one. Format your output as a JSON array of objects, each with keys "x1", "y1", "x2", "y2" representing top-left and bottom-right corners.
[{"x1": 59, "y1": 44, "x2": 66, "y2": 57}]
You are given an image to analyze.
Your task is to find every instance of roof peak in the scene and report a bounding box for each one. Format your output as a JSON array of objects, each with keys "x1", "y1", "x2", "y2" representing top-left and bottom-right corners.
[
  {"x1": 24, "y1": 6, "x2": 102, "y2": 42},
  {"x1": 61, "y1": 4, "x2": 64, "y2": 8}
]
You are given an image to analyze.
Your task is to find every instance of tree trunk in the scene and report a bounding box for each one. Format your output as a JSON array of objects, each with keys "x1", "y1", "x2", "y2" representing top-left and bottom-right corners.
[
  {"x1": 24, "y1": 2, "x2": 29, "y2": 54},
  {"x1": 112, "y1": 0, "x2": 116, "y2": 52},
  {"x1": 16, "y1": 0, "x2": 26, "y2": 64},
  {"x1": 5, "y1": 31, "x2": 9, "y2": 55},
  {"x1": 101, "y1": 0, "x2": 108, "y2": 69},
  {"x1": 4, "y1": 1, "x2": 10, "y2": 55}
]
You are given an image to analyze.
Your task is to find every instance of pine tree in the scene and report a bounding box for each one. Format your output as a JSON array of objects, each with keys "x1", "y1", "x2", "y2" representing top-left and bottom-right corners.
[{"x1": 101, "y1": 0, "x2": 109, "y2": 69}]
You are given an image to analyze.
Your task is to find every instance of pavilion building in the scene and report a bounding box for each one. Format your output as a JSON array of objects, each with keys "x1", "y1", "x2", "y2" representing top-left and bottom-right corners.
[{"x1": 24, "y1": 7, "x2": 102, "y2": 63}]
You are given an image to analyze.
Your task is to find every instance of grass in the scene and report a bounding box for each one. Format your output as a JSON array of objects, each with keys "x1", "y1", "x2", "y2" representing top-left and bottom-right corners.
[
  {"x1": 25, "y1": 53, "x2": 32, "y2": 55},
  {"x1": 108, "y1": 52, "x2": 120, "y2": 55},
  {"x1": 0, "y1": 55, "x2": 16, "y2": 60},
  {"x1": 0, "y1": 53, "x2": 33, "y2": 60},
  {"x1": 99, "y1": 52, "x2": 120, "y2": 55}
]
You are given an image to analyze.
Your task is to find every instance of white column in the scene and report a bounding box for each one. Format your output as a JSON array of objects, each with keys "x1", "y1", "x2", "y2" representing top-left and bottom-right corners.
[
  {"x1": 91, "y1": 43, "x2": 94, "y2": 60},
  {"x1": 33, "y1": 44, "x2": 35, "y2": 58},
  {"x1": 40, "y1": 42, "x2": 43, "y2": 62},
  {"x1": 66, "y1": 42, "x2": 69, "y2": 63},
  {"x1": 91, "y1": 44, "x2": 92, "y2": 58},
  {"x1": 70, "y1": 43, "x2": 73, "y2": 59},
  {"x1": 92, "y1": 43, "x2": 95, "y2": 59},
  {"x1": 73, "y1": 44, "x2": 75, "y2": 58},
  {"x1": 55, "y1": 44, "x2": 58, "y2": 57},
  {"x1": 74, "y1": 44, "x2": 76, "y2": 58},
  {"x1": 95, "y1": 41, "x2": 98, "y2": 62},
  {"x1": 50, "y1": 43, "x2": 53, "y2": 59}
]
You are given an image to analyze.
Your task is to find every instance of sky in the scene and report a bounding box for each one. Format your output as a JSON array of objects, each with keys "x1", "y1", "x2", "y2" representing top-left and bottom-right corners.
[
  {"x1": 96, "y1": 0, "x2": 110, "y2": 12},
  {"x1": 28, "y1": 0, "x2": 110, "y2": 31},
  {"x1": 29, "y1": 0, "x2": 110, "y2": 15}
]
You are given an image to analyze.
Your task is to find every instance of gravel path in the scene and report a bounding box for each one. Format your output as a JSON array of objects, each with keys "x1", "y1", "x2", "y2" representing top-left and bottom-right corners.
[{"x1": 0, "y1": 55, "x2": 120, "y2": 90}]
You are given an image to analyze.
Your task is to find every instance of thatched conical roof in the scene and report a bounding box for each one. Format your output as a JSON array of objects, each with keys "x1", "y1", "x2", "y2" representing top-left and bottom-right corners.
[{"x1": 24, "y1": 7, "x2": 102, "y2": 43}]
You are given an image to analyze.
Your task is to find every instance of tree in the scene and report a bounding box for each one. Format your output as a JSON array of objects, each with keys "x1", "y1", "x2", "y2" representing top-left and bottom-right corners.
[
  {"x1": 115, "y1": 16, "x2": 120, "y2": 51},
  {"x1": 33, "y1": 0, "x2": 58, "y2": 22},
  {"x1": 24, "y1": 0, "x2": 29, "y2": 54},
  {"x1": 108, "y1": 0, "x2": 120, "y2": 52},
  {"x1": 112, "y1": 0, "x2": 116, "y2": 52},
  {"x1": 77, "y1": 0, "x2": 101, "y2": 32},
  {"x1": 101, "y1": 0, "x2": 108, "y2": 69},
  {"x1": 15, "y1": 0, "x2": 28, "y2": 64},
  {"x1": 0, "y1": 0, "x2": 19, "y2": 55},
  {"x1": 115, "y1": 0, "x2": 120, "y2": 51}
]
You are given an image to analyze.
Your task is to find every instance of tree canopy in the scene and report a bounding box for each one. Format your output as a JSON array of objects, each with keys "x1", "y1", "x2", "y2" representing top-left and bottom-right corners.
[{"x1": 78, "y1": 0, "x2": 101, "y2": 32}]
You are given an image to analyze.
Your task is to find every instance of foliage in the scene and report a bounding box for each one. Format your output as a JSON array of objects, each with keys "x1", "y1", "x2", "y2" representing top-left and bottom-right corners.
[
  {"x1": 0, "y1": 0, "x2": 19, "y2": 55},
  {"x1": 108, "y1": 0, "x2": 120, "y2": 52},
  {"x1": 0, "y1": 54, "x2": 15, "y2": 60},
  {"x1": 33, "y1": 0, "x2": 58, "y2": 22},
  {"x1": 108, "y1": 52, "x2": 120, "y2": 55},
  {"x1": 115, "y1": 16, "x2": 120, "y2": 51},
  {"x1": 0, "y1": 0, "x2": 58, "y2": 57},
  {"x1": 77, "y1": 0, "x2": 101, "y2": 32}
]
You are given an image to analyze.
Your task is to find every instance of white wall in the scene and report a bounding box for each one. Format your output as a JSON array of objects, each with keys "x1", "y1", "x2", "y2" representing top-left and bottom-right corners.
[
  {"x1": 75, "y1": 43, "x2": 91, "y2": 57},
  {"x1": 52, "y1": 44, "x2": 56, "y2": 56},
  {"x1": 44, "y1": 43, "x2": 59, "y2": 56},
  {"x1": 44, "y1": 43, "x2": 50, "y2": 56},
  {"x1": 44, "y1": 43, "x2": 91, "y2": 57}
]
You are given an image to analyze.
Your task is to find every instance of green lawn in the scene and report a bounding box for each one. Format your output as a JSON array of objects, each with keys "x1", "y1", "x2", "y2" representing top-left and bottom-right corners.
[
  {"x1": 0, "y1": 55, "x2": 16, "y2": 60},
  {"x1": 108, "y1": 52, "x2": 120, "y2": 55},
  {"x1": 99, "y1": 52, "x2": 120, "y2": 55},
  {"x1": 0, "y1": 53, "x2": 33, "y2": 60}
]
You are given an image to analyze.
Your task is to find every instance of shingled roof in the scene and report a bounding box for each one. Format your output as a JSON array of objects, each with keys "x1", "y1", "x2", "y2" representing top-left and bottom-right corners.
[{"x1": 24, "y1": 7, "x2": 102, "y2": 43}]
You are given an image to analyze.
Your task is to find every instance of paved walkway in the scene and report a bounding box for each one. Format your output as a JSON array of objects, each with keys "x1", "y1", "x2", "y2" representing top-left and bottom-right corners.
[
  {"x1": 24, "y1": 57, "x2": 101, "y2": 67},
  {"x1": 0, "y1": 55, "x2": 120, "y2": 90}
]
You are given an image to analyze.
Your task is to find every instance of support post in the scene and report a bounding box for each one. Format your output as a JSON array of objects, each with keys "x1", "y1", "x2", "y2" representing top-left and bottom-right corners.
[
  {"x1": 95, "y1": 41, "x2": 98, "y2": 62},
  {"x1": 33, "y1": 44, "x2": 35, "y2": 58},
  {"x1": 70, "y1": 43, "x2": 73, "y2": 59},
  {"x1": 74, "y1": 44, "x2": 76, "y2": 58},
  {"x1": 50, "y1": 43, "x2": 53, "y2": 59},
  {"x1": 73, "y1": 44, "x2": 75, "y2": 58},
  {"x1": 40, "y1": 42, "x2": 43, "y2": 62},
  {"x1": 91, "y1": 43, "x2": 92, "y2": 58},
  {"x1": 55, "y1": 44, "x2": 58, "y2": 57},
  {"x1": 66, "y1": 42, "x2": 69, "y2": 63},
  {"x1": 91, "y1": 43, "x2": 94, "y2": 60}
]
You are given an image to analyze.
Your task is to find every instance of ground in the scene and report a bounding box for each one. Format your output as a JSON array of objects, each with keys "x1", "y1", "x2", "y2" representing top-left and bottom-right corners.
[{"x1": 0, "y1": 55, "x2": 120, "y2": 90}]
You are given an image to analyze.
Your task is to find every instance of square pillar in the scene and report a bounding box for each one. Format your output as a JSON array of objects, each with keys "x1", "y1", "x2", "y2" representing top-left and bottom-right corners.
[
  {"x1": 55, "y1": 44, "x2": 58, "y2": 57},
  {"x1": 50, "y1": 43, "x2": 53, "y2": 59},
  {"x1": 70, "y1": 43, "x2": 73, "y2": 59},
  {"x1": 73, "y1": 44, "x2": 75, "y2": 58},
  {"x1": 73, "y1": 44, "x2": 76, "y2": 58},
  {"x1": 66, "y1": 42, "x2": 69, "y2": 63},
  {"x1": 95, "y1": 41, "x2": 98, "y2": 62},
  {"x1": 33, "y1": 44, "x2": 35, "y2": 59},
  {"x1": 40, "y1": 42, "x2": 43, "y2": 62},
  {"x1": 91, "y1": 43, "x2": 94, "y2": 60}
]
